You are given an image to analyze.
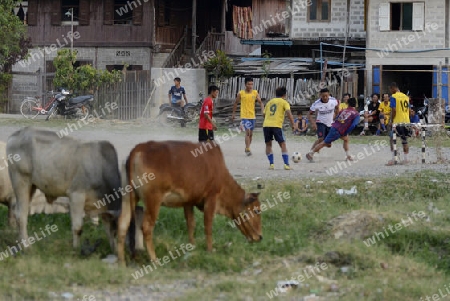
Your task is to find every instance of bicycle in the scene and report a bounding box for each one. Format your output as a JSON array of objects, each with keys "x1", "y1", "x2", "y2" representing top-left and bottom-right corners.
[{"x1": 20, "y1": 91, "x2": 60, "y2": 119}]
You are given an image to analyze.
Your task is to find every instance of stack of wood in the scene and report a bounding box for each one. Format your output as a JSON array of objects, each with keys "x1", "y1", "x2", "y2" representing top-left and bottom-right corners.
[
  {"x1": 213, "y1": 99, "x2": 312, "y2": 128},
  {"x1": 215, "y1": 76, "x2": 341, "y2": 106}
]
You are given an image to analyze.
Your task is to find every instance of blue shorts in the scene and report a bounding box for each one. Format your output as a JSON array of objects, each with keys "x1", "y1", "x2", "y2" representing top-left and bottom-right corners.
[
  {"x1": 241, "y1": 119, "x2": 256, "y2": 131},
  {"x1": 316, "y1": 123, "x2": 331, "y2": 139},
  {"x1": 324, "y1": 127, "x2": 342, "y2": 144},
  {"x1": 263, "y1": 127, "x2": 285, "y2": 143}
]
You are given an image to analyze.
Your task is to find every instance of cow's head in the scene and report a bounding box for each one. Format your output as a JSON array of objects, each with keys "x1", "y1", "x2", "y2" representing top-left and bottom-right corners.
[{"x1": 233, "y1": 192, "x2": 262, "y2": 243}]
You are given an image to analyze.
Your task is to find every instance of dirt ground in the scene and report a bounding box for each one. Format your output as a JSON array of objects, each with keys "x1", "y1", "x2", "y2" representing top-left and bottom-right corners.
[{"x1": 0, "y1": 118, "x2": 449, "y2": 182}]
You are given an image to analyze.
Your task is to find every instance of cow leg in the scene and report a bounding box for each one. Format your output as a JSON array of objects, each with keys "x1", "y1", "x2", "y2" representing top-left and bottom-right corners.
[
  {"x1": 117, "y1": 196, "x2": 133, "y2": 267},
  {"x1": 11, "y1": 179, "x2": 34, "y2": 242},
  {"x1": 183, "y1": 206, "x2": 195, "y2": 245},
  {"x1": 203, "y1": 200, "x2": 217, "y2": 252},
  {"x1": 102, "y1": 213, "x2": 117, "y2": 252},
  {"x1": 69, "y1": 192, "x2": 86, "y2": 248},
  {"x1": 142, "y1": 197, "x2": 162, "y2": 262},
  {"x1": 134, "y1": 208, "x2": 145, "y2": 251},
  {"x1": 7, "y1": 202, "x2": 17, "y2": 228}
]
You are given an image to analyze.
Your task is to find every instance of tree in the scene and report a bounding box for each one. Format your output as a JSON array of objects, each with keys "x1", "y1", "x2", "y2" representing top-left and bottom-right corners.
[
  {"x1": 0, "y1": 0, "x2": 32, "y2": 111},
  {"x1": 203, "y1": 50, "x2": 234, "y2": 84},
  {"x1": 53, "y1": 49, "x2": 122, "y2": 94}
]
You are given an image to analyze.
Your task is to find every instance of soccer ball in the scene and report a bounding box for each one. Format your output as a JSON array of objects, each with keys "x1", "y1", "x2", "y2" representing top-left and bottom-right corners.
[{"x1": 292, "y1": 152, "x2": 302, "y2": 163}]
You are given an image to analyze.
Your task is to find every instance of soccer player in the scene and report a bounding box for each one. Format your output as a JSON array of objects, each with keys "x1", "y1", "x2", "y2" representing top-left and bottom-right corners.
[
  {"x1": 387, "y1": 82, "x2": 410, "y2": 165},
  {"x1": 231, "y1": 77, "x2": 264, "y2": 156},
  {"x1": 198, "y1": 85, "x2": 219, "y2": 142},
  {"x1": 263, "y1": 87, "x2": 298, "y2": 170},
  {"x1": 308, "y1": 88, "x2": 340, "y2": 152},
  {"x1": 263, "y1": 86, "x2": 297, "y2": 170},
  {"x1": 306, "y1": 97, "x2": 360, "y2": 162}
]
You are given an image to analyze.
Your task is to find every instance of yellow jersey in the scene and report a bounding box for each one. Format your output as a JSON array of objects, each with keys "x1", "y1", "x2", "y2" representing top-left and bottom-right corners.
[
  {"x1": 239, "y1": 90, "x2": 258, "y2": 119},
  {"x1": 378, "y1": 101, "x2": 391, "y2": 115},
  {"x1": 390, "y1": 92, "x2": 410, "y2": 124},
  {"x1": 339, "y1": 102, "x2": 348, "y2": 111},
  {"x1": 263, "y1": 97, "x2": 290, "y2": 128}
]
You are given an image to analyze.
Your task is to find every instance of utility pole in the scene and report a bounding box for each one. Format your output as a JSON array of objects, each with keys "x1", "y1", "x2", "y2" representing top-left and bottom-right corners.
[
  {"x1": 192, "y1": 0, "x2": 197, "y2": 55},
  {"x1": 65, "y1": 8, "x2": 74, "y2": 54}
]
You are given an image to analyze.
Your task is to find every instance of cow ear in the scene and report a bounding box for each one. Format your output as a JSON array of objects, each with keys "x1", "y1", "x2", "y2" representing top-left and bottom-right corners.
[{"x1": 243, "y1": 192, "x2": 260, "y2": 205}]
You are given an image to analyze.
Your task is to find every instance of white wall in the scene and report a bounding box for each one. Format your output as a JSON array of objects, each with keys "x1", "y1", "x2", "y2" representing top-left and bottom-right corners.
[{"x1": 151, "y1": 68, "x2": 207, "y2": 117}]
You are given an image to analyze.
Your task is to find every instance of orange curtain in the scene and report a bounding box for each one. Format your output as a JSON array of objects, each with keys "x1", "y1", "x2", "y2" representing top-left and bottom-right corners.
[{"x1": 232, "y1": 5, "x2": 253, "y2": 39}]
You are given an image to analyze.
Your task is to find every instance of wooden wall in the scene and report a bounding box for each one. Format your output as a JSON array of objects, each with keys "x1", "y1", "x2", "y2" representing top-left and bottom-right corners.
[{"x1": 27, "y1": 0, "x2": 154, "y2": 47}]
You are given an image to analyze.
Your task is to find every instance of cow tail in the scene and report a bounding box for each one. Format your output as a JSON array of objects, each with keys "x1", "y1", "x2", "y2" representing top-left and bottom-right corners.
[{"x1": 125, "y1": 154, "x2": 136, "y2": 259}]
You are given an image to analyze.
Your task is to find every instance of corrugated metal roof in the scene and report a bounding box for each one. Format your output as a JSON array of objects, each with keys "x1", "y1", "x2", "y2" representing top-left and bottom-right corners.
[{"x1": 234, "y1": 58, "x2": 310, "y2": 74}]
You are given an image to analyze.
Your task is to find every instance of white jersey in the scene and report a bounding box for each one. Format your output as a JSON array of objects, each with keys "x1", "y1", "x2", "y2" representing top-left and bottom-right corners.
[{"x1": 309, "y1": 97, "x2": 339, "y2": 127}]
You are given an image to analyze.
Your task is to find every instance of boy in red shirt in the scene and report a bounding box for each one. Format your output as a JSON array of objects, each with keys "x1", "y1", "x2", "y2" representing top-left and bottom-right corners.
[{"x1": 199, "y1": 85, "x2": 219, "y2": 141}]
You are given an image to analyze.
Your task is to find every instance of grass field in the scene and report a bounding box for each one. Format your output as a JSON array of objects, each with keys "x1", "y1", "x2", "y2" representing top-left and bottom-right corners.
[{"x1": 1, "y1": 171, "x2": 450, "y2": 300}]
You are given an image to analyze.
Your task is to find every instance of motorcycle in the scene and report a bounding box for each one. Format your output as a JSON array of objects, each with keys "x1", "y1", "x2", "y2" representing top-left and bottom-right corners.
[
  {"x1": 416, "y1": 94, "x2": 450, "y2": 124},
  {"x1": 417, "y1": 94, "x2": 429, "y2": 125},
  {"x1": 46, "y1": 88, "x2": 93, "y2": 121},
  {"x1": 156, "y1": 92, "x2": 204, "y2": 127}
]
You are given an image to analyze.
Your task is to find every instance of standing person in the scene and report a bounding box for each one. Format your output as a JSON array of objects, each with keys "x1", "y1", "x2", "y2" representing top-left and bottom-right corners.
[
  {"x1": 231, "y1": 77, "x2": 264, "y2": 156},
  {"x1": 198, "y1": 85, "x2": 219, "y2": 142},
  {"x1": 387, "y1": 82, "x2": 410, "y2": 165},
  {"x1": 360, "y1": 93, "x2": 380, "y2": 135},
  {"x1": 263, "y1": 87, "x2": 297, "y2": 170},
  {"x1": 306, "y1": 97, "x2": 360, "y2": 162},
  {"x1": 339, "y1": 93, "x2": 351, "y2": 112},
  {"x1": 168, "y1": 77, "x2": 188, "y2": 111},
  {"x1": 377, "y1": 93, "x2": 391, "y2": 135},
  {"x1": 308, "y1": 88, "x2": 340, "y2": 152}
]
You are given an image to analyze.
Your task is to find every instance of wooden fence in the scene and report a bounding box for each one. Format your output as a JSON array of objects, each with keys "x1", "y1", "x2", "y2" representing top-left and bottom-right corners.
[
  {"x1": 95, "y1": 70, "x2": 154, "y2": 120},
  {"x1": 215, "y1": 76, "x2": 342, "y2": 106}
]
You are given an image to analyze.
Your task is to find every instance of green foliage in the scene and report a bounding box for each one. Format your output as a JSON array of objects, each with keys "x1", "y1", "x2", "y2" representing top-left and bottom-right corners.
[
  {"x1": 261, "y1": 51, "x2": 272, "y2": 79},
  {"x1": 0, "y1": 1, "x2": 32, "y2": 112},
  {"x1": 0, "y1": 0, "x2": 31, "y2": 71},
  {"x1": 53, "y1": 49, "x2": 122, "y2": 94},
  {"x1": 2, "y1": 172, "x2": 450, "y2": 300},
  {"x1": 203, "y1": 50, "x2": 234, "y2": 83}
]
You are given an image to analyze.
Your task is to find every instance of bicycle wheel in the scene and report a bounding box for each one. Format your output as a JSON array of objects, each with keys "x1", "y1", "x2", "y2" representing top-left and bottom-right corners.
[{"x1": 20, "y1": 99, "x2": 40, "y2": 119}]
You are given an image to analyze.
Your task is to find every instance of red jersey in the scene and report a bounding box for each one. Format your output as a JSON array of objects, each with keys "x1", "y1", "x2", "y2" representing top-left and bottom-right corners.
[{"x1": 199, "y1": 97, "x2": 213, "y2": 130}]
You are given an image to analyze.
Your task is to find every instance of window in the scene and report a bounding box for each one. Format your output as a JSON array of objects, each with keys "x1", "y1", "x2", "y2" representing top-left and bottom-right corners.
[
  {"x1": 308, "y1": 0, "x2": 330, "y2": 22},
  {"x1": 46, "y1": 60, "x2": 92, "y2": 73},
  {"x1": 391, "y1": 3, "x2": 412, "y2": 30},
  {"x1": 106, "y1": 65, "x2": 143, "y2": 71},
  {"x1": 13, "y1": 2, "x2": 28, "y2": 24},
  {"x1": 114, "y1": 0, "x2": 132, "y2": 25},
  {"x1": 379, "y1": 2, "x2": 424, "y2": 31},
  {"x1": 61, "y1": 0, "x2": 79, "y2": 24}
]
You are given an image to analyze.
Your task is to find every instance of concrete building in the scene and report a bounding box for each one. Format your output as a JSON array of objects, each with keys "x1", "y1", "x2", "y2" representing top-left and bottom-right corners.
[{"x1": 365, "y1": 0, "x2": 449, "y2": 106}]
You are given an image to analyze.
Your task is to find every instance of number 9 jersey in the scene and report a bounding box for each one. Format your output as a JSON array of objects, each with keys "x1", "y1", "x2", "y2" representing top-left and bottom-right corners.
[
  {"x1": 263, "y1": 97, "x2": 291, "y2": 128},
  {"x1": 390, "y1": 92, "x2": 410, "y2": 124}
]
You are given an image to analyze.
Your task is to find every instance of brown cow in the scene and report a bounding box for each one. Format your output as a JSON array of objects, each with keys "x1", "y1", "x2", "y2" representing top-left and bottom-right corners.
[{"x1": 117, "y1": 140, "x2": 262, "y2": 265}]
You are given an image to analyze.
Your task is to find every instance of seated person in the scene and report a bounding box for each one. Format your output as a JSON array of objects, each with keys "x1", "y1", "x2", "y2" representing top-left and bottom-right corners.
[
  {"x1": 339, "y1": 93, "x2": 351, "y2": 112},
  {"x1": 360, "y1": 93, "x2": 380, "y2": 135},
  {"x1": 410, "y1": 106, "x2": 420, "y2": 137},
  {"x1": 293, "y1": 111, "x2": 308, "y2": 135},
  {"x1": 376, "y1": 93, "x2": 391, "y2": 135}
]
